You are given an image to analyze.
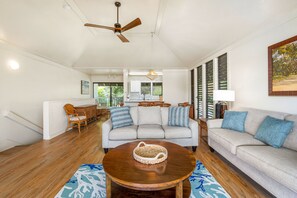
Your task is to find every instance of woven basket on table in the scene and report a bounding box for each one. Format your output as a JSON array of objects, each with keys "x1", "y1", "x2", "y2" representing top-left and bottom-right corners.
[{"x1": 133, "y1": 141, "x2": 168, "y2": 165}]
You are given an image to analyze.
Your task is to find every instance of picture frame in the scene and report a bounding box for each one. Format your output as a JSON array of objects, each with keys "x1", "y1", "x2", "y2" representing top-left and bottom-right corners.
[
  {"x1": 81, "y1": 80, "x2": 90, "y2": 95},
  {"x1": 268, "y1": 35, "x2": 297, "y2": 96}
]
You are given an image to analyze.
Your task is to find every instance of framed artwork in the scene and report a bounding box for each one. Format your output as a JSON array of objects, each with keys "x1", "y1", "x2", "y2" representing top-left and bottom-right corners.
[
  {"x1": 81, "y1": 80, "x2": 90, "y2": 95},
  {"x1": 268, "y1": 35, "x2": 297, "y2": 96}
]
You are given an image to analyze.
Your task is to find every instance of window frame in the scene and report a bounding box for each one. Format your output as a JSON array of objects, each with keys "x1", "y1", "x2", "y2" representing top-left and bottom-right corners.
[
  {"x1": 218, "y1": 53, "x2": 228, "y2": 90},
  {"x1": 205, "y1": 60, "x2": 214, "y2": 119},
  {"x1": 197, "y1": 66, "x2": 203, "y2": 118}
]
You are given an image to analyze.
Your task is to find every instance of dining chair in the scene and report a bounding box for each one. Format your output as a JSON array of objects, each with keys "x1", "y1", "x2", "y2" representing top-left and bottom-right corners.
[{"x1": 63, "y1": 103, "x2": 87, "y2": 134}]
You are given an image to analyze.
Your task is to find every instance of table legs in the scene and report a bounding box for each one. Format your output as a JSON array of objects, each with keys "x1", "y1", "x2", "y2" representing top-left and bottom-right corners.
[
  {"x1": 176, "y1": 181, "x2": 183, "y2": 198},
  {"x1": 106, "y1": 176, "x2": 185, "y2": 198},
  {"x1": 106, "y1": 175, "x2": 111, "y2": 198}
]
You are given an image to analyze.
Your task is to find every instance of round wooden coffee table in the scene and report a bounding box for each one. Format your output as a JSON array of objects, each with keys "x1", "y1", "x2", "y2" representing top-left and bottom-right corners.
[{"x1": 103, "y1": 140, "x2": 196, "y2": 198}]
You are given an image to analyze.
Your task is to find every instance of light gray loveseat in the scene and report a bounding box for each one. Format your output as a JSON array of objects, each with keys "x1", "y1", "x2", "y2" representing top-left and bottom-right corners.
[
  {"x1": 207, "y1": 107, "x2": 297, "y2": 198},
  {"x1": 102, "y1": 106, "x2": 198, "y2": 153}
]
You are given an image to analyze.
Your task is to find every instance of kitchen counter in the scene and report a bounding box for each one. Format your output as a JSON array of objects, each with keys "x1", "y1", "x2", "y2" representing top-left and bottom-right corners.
[
  {"x1": 124, "y1": 100, "x2": 164, "y2": 106},
  {"x1": 125, "y1": 100, "x2": 162, "y2": 103}
]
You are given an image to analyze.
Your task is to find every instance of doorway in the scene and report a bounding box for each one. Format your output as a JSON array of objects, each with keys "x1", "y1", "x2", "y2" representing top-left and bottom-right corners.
[{"x1": 93, "y1": 82, "x2": 124, "y2": 107}]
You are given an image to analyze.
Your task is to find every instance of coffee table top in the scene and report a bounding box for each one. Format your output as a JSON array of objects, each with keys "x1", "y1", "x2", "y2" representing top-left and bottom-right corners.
[{"x1": 103, "y1": 140, "x2": 196, "y2": 191}]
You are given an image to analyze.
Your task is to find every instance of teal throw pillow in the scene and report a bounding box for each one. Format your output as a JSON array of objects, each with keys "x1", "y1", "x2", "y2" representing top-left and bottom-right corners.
[
  {"x1": 168, "y1": 106, "x2": 190, "y2": 127},
  {"x1": 255, "y1": 116, "x2": 294, "y2": 148},
  {"x1": 109, "y1": 106, "x2": 133, "y2": 129},
  {"x1": 221, "y1": 111, "x2": 248, "y2": 132}
]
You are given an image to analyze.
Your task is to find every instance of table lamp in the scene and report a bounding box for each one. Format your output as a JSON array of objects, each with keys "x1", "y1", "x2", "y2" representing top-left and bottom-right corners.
[{"x1": 213, "y1": 90, "x2": 235, "y2": 118}]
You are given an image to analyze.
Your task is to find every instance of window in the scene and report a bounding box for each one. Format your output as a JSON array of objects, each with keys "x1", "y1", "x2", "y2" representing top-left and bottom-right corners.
[
  {"x1": 141, "y1": 82, "x2": 163, "y2": 96},
  {"x1": 93, "y1": 82, "x2": 123, "y2": 107},
  {"x1": 190, "y1": 69, "x2": 195, "y2": 105},
  {"x1": 197, "y1": 66, "x2": 203, "y2": 118},
  {"x1": 141, "y1": 83, "x2": 151, "y2": 95},
  {"x1": 152, "y1": 82, "x2": 163, "y2": 96},
  {"x1": 206, "y1": 60, "x2": 214, "y2": 118},
  {"x1": 218, "y1": 53, "x2": 228, "y2": 90}
]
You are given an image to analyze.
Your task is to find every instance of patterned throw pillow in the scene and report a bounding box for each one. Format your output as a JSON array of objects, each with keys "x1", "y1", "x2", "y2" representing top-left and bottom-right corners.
[
  {"x1": 255, "y1": 116, "x2": 294, "y2": 148},
  {"x1": 221, "y1": 111, "x2": 248, "y2": 132},
  {"x1": 168, "y1": 106, "x2": 190, "y2": 127},
  {"x1": 109, "y1": 106, "x2": 133, "y2": 129}
]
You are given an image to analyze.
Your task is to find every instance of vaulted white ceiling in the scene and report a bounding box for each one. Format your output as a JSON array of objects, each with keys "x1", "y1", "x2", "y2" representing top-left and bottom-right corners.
[{"x1": 0, "y1": 0, "x2": 297, "y2": 74}]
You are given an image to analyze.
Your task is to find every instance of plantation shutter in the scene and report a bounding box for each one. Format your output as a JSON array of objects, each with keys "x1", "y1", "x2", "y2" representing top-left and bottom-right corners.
[
  {"x1": 197, "y1": 66, "x2": 203, "y2": 118},
  {"x1": 191, "y1": 69, "x2": 195, "y2": 105},
  {"x1": 206, "y1": 61, "x2": 214, "y2": 118},
  {"x1": 218, "y1": 53, "x2": 228, "y2": 90}
]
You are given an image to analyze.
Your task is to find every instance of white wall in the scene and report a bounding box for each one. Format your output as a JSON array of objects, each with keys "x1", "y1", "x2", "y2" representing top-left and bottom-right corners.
[
  {"x1": 230, "y1": 17, "x2": 297, "y2": 114},
  {"x1": 194, "y1": 10, "x2": 297, "y2": 114},
  {"x1": 91, "y1": 74, "x2": 123, "y2": 83},
  {"x1": 0, "y1": 41, "x2": 91, "y2": 151},
  {"x1": 162, "y1": 69, "x2": 189, "y2": 106},
  {"x1": 43, "y1": 98, "x2": 95, "y2": 140}
]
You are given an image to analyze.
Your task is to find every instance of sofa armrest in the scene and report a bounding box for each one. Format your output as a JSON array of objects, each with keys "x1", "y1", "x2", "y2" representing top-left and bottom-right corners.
[
  {"x1": 207, "y1": 119, "x2": 223, "y2": 129},
  {"x1": 189, "y1": 119, "x2": 198, "y2": 146},
  {"x1": 102, "y1": 119, "x2": 112, "y2": 148}
]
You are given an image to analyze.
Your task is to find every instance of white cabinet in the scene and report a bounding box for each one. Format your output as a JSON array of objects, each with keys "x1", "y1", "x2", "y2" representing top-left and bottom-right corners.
[{"x1": 130, "y1": 81, "x2": 141, "y2": 92}]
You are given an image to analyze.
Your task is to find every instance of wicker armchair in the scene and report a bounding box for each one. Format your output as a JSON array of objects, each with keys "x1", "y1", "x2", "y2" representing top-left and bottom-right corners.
[{"x1": 64, "y1": 104, "x2": 87, "y2": 134}]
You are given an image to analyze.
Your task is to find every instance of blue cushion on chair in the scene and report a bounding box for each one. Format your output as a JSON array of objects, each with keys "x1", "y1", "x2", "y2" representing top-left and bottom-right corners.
[
  {"x1": 168, "y1": 106, "x2": 190, "y2": 127},
  {"x1": 255, "y1": 116, "x2": 294, "y2": 148},
  {"x1": 109, "y1": 106, "x2": 133, "y2": 129},
  {"x1": 221, "y1": 111, "x2": 248, "y2": 132}
]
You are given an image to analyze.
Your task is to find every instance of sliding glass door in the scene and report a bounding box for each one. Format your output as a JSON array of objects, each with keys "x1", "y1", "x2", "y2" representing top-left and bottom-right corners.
[{"x1": 93, "y1": 82, "x2": 124, "y2": 107}]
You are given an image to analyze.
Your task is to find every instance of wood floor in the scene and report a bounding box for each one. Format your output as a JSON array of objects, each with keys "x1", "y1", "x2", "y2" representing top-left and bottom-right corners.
[{"x1": 0, "y1": 119, "x2": 273, "y2": 198}]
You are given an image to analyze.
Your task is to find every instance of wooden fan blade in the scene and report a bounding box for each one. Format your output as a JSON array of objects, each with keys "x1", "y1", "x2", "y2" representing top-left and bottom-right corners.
[
  {"x1": 121, "y1": 18, "x2": 142, "y2": 32},
  {"x1": 84, "y1": 23, "x2": 115, "y2": 31},
  {"x1": 117, "y1": 34, "x2": 129, "y2": 42}
]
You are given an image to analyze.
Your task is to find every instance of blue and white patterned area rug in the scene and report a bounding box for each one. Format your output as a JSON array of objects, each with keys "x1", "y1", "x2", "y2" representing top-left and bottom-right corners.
[{"x1": 55, "y1": 161, "x2": 230, "y2": 198}]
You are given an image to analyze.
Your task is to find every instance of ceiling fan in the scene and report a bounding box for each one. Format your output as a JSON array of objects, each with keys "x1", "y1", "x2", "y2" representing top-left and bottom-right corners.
[{"x1": 84, "y1": 2, "x2": 142, "y2": 43}]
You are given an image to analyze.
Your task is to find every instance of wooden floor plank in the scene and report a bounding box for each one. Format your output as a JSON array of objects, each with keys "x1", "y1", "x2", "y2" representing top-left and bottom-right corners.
[{"x1": 0, "y1": 119, "x2": 273, "y2": 197}]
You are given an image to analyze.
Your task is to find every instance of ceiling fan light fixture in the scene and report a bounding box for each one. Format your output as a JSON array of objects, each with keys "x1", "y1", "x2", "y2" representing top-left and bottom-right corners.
[
  {"x1": 84, "y1": 1, "x2": 141, "y2": 43},
  {"x1": 146, "y1": 70, "x2": 158, "y2": 80}
]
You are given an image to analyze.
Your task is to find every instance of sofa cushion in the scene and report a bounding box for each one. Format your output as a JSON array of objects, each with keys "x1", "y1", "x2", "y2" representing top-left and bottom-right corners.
[
  {"x1": 255, "y1": 116, "x2": 294, "y2": 148},
  {"x1": 221, "y1": 111, "x2": 247, "y2": 132},
  {"x1": 207, "y1": 119, "x2": 223, "y2": 129},
  {"x1": 110, "y1": 106, "x2": 133, "y2": 129},
  {"x1": 168, "y1": 106, "x2": 190, "y2": 127},
  {"x1": 138, "y1": 106, "x2": 162, "y2": 125},
  {"x1": 284, "y1": 115, "x2": 297, "y2": 151},
  {"x1": 129, "y1": 107, "x2": 138, "y2": 125},
  {"x1": 237, "y1": 146, "x2": 297, "y2": 193},
  {"x1": 137, "y1": 124, "x2": 164, "y2": 139},
  {"x1": 238, "y1": 107, "x2": 289, "y2": 135},
  {"x1": 69, "y1": 116, "x2": 86, "y2": 121},
  {"x1": 161, "y1": 107, "x2": 169, "y2": 125},
  {"x1": 109, "y1": 125, "x2": 137, "y2": 140},
  {"x1": 208, "y1": 128, "x2": 265, "y2": 154},
  {"x1": 163, "y1": 126, "x2": 192, "y2": 139}
]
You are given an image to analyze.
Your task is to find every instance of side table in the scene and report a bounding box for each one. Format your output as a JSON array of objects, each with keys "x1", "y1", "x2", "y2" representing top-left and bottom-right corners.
[
  {"x1": 75, "y1": 105, "x2": 97, "y2": 123},
  {"x1": 198, "y1": 118, "x2": 208, "y2": 143}
]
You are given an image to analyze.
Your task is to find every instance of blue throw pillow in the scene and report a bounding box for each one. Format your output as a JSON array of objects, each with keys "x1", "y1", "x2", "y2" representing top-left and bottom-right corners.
[
  {"x1": 255, "y1": 116, "x2": 294, "y2": 148},
  {"x1": 168, "y1": 106, "x2": 190, "y2": 127},
  {"x1": 109, "y1": 106, "x2": 133, "y2": 129},
  {"x1": 221, "y1": 111, "x2": 248, "y2": 132}
]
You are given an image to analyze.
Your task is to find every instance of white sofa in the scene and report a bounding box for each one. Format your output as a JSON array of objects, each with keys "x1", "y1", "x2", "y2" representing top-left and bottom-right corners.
[
  {"x1": 102, "y1": 106, "x2": 198, "y2": 152},
  {"x1": 207, "y1": 107, "x2": 297, "y2": 198}
]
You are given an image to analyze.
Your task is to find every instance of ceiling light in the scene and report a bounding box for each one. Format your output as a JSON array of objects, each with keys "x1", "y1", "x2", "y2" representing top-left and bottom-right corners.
[
  {"x1": 8, "y1": 60, "x2": 20, "y2": 70},
  {"x1": 129, "y1": 71, "x2": 163, "y2": 76},
  {"x1": 146, "y1": 70, "x2": 158, "y2": 80}
]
